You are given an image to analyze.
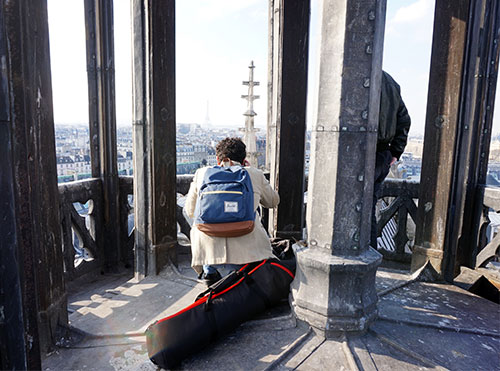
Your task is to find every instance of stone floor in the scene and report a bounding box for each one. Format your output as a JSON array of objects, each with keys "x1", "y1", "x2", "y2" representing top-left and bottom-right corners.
[{"x1": 43, "y1": 245, "x2": 500, "y2": 371}]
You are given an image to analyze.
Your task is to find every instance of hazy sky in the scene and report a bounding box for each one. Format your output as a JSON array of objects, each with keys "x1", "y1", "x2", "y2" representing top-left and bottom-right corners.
[
  {"x1": 46, "y1": 0, "x2": 500, "y2": 135},
  {"x1": 382, "y1": 0, "x2": 435, "y2": 135}
]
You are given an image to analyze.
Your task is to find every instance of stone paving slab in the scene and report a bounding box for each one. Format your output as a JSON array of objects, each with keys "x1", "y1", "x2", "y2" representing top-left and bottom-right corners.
[
  {"x1": 377, "y1": 281, "x2": 500, "y2": 336},
  {"x1": 43, "y1": 264, "x2": 500, "y2": 371},
  {"x1": 181, "y1": 316, "x2": 307, "y2": 370},
  {"x1": 293, "y1": 338, "x2": 350, "y2": 371},
  {"x1": 372, "y1": 322, "x2": 500, "y2": 370},
  {"x1": 375, "y1": 267, "x2": 413, "y2": 294},
  {"x1": 279, "y1": 331, "x2": 323, "y2": 370},
  {"x1": 67, "y1": 272, "x2": 204, "y2": 336},
  {"x1": 44, "y1": 339, "x2": 153, "y2": 371},
  {"x1": 348, "y1": 332, "x2": 434, "y2": 371}
]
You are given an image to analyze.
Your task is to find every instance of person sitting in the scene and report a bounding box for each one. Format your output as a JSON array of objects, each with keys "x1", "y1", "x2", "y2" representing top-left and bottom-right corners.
[{"x1": 183, "y1": 137, "x2": 280, "y2": 286}]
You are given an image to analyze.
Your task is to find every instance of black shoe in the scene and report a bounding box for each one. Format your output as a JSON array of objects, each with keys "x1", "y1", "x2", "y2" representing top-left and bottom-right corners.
[{"x1": 202, "y1": 271, "x2": 222, "y2": 286}]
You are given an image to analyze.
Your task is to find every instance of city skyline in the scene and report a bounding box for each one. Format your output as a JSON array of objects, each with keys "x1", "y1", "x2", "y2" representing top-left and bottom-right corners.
[{"x1": 47, "y1": 0, "x2": 500, "y2": 135}]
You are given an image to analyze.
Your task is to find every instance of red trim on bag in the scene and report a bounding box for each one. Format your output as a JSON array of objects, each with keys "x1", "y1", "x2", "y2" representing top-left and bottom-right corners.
[
  {"x1": 155, "y1": 259, "x2": 291, "y2": 324},
  {"x1": 270, "y1": 262, "x2": 295, "y2": 279},
  {"x1": 157, "y1": 296, "x2": 208, "y2": 323},
  {"x1": 248, "y1": 260, "x2": 267, "y2": 275},
  {"x1": 239, "y1": 264, "x2": 249, "y2": 272},
  {"x1": 212, "y1": 277, "x2": 245, "y2": 299},
  {"x1": 157, "y1": 275, "x2": 247, "y2": 324}
]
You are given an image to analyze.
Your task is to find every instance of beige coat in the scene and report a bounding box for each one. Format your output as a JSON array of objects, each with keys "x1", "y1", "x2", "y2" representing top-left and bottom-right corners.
[{"x1": 184, "y1": 165, "x2": 279, "y2": 273}]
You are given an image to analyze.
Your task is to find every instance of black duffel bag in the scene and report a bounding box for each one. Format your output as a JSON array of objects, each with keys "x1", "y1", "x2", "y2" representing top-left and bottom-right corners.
[{"x1": 145, "y1": 258, "x2": 295, "y2": 369}]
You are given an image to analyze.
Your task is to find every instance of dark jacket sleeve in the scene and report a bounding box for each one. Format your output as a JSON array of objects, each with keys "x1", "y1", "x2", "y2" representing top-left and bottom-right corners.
[{"x1": 389, "y1": 97, "x2": 411, "y2": 159}]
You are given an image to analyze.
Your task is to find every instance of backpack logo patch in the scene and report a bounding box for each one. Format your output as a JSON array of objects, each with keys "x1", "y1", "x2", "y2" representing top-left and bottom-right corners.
[{"x1": 224, "y1": 201, "x2": 238, "y2": 213}]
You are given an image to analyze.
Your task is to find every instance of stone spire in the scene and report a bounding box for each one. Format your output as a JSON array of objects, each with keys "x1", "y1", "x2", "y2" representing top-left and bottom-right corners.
[{"x1": 240, "y1": 61, "x2": 260, "y2": 167}]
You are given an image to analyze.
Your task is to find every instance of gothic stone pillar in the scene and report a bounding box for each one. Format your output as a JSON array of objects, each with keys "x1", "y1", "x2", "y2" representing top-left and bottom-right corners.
[
  {"x1": 1, "y1": 0, "x2": 68, "y2": 362},
  {"x1": 268, "y1": 0, "x2": 310, "y2": 240},
  {"x1": 411, "y1": 0, "x2": 469, "y2": 279},
  {"x1": 84, "y1": 0, "x2": 122, "y2": 270},
  {"x1": 290, "y1": 0, "x2": 385, "y2": 336},
  {"x1": 132, "y1": 0, "x2": 177, "y2": 278}
]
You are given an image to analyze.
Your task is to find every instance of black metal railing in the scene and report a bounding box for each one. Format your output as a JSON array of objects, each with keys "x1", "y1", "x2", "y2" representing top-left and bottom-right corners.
[
  {"x1": 59, "y1": 178, "x2": 103, "y2": 280},
  {"x1": 376, "y1": 180, "x2": 500, "y2": 266},
  {"x1": 59, "y1": 175, "x2": 498, "y2": 278},
  {"x1": 59, "y1": 177, "x2": 134, "y2": 280},
  {"x1": 59, "y1": 175, "x2": 195, "y2": 280},
  {"x1": 376, "y1": 178, "x2": 419, "y2": 263}
]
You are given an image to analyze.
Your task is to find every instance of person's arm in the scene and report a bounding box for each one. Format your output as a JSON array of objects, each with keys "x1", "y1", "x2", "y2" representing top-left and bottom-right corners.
[
  {"x1": 258, "y1": 171, "x2": 279, "y2": 208},
  {"x1": 389, "y1": 97, "x2": 411, "y2": 160},
  {"x1": 183, "y1": 171, "x2": 199, "y2": 218}
]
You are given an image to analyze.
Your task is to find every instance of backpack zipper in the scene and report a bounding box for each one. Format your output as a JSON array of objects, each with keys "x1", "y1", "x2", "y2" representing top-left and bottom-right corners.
[{"x1": 201, "y1": 190, "x2": 243, "y2": 197}]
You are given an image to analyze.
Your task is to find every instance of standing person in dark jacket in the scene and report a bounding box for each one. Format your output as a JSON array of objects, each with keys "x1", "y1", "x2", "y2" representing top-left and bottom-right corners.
[{"x1": 372, "y1": 71, "x2": 411, "y2": 249}]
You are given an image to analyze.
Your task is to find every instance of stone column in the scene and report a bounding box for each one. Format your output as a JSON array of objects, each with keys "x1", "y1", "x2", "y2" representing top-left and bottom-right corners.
[
  {"x1": 290, "y1": 0, "x2": 385, "y2": 336},
  {"x1": 268, "y1": 0, "x2": 310, "y2": 240},
  {"x1": 457, "y1": 1, "x2": 500, "y2": 271},
  {"x1": 411, "y1": 0, "x2": 470, "y2": 279},
  {"x1": 0, "y1": 5, "x2": 39, "y2": 368},
  {"x1": 266, "y1": 0, "x2": 275, "y2": 172},
  {"x1": 1, "y1": 0, "x2": 67, "y2": 363},
  {"x1": 84, "y1": 0, "x2": 121, "y2": 270},
  {"x1": 132, "y1": 0, "x2": 177, "y2": 278},
  {"x1": 440, "y1": 0, "x2": 500, "y2": 277}
]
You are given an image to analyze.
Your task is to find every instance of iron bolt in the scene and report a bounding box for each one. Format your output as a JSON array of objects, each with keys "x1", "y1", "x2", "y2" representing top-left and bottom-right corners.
[{"x1": 353, "y1": 232, "x2": 360, "y2": 242}]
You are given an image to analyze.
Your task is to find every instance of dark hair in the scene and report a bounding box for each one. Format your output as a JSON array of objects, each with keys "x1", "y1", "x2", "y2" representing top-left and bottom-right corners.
[{"x1": 216, "y1": 137, "x2": 246, "y2": 164}]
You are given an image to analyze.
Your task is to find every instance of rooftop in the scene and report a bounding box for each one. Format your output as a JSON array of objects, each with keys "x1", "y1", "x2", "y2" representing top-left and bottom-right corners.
[{"x1": 43, "y1": 244, "x2": 500, "y2": 371}]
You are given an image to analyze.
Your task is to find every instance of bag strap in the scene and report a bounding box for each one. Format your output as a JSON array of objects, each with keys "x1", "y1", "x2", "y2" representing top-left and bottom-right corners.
[
  {"x1": 194, "y1": 269, "x2": 243, "y2": 302},
  {"x1": 244, "y1": 269, "x2": 272, "y2": 308},
  {"x1": 203, "y1": 290, "x2": 219, "y2": 341}
]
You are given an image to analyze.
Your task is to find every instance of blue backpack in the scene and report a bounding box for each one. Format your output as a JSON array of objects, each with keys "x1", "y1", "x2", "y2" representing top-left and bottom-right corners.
[{"x1": 194, "y1": 166, "x2": 255, "y2": 237}]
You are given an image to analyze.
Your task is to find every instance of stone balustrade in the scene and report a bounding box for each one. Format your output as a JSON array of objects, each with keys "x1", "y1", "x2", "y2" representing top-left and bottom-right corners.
[{"x1": 59, "y1": 175, "x2": 499, "y2": 281}]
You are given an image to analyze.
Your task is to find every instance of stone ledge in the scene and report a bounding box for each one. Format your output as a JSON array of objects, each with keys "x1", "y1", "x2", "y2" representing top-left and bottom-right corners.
[
  {"x1": 291, "y1": 247, "x2": 382, "y2": 335},
  {"x1": 294, "y1": 246, "x2": 382, "y2": 272}
]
